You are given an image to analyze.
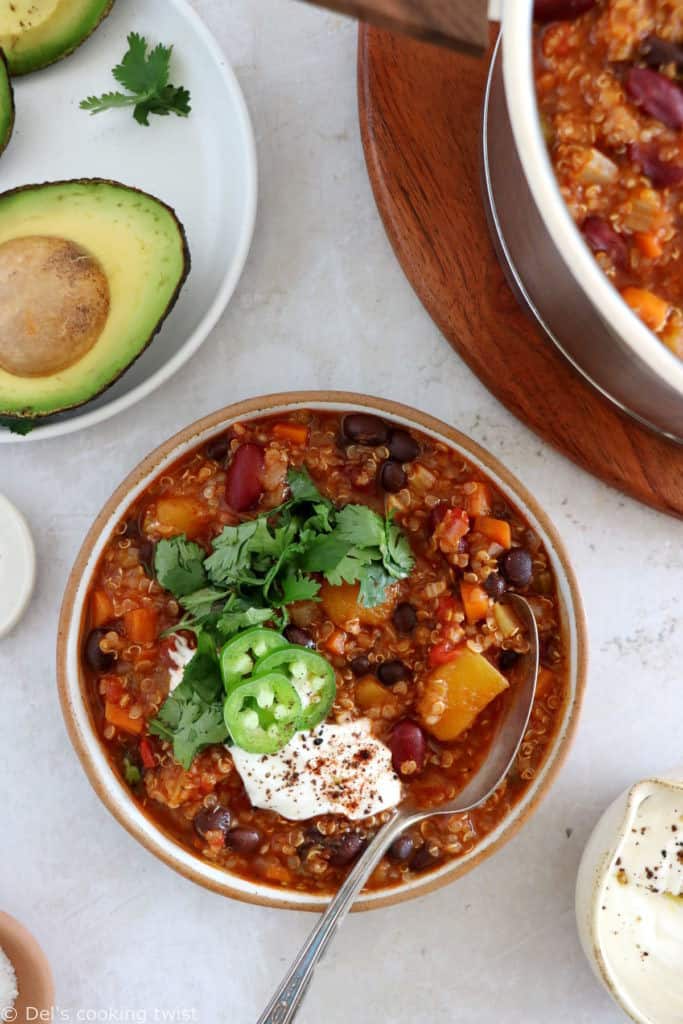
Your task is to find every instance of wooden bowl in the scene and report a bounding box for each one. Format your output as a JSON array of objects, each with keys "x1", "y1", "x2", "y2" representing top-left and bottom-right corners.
[
  {"x1": 0, "y1": 913, "x2": 54, "y2": 1020},
  {"x1": 57, "y1": 391, "x2": 588, "y2": 911}
]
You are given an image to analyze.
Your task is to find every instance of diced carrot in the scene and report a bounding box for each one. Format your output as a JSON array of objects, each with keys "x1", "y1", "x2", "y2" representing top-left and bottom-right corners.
[
  {"x1": 105, "y1": 702, "x2": 143, "y2": 735},
  {"x1": 102, "y1": 675, "x2": 123, "y2": 703},
  {"x1": 621, "y1": 287, "x2": 670, "y2": 332},
  {"x1": 139, "y1": 737, "x2": 156, "y2": 769},
  {"x1": 272, "y1": 422, "x2": 309, "y2": 445},
  {"x1": 124, "y1": 607, "x2": 158, "y2": 644},
  {"x1": 465, "y1": 483, "x2": 492, "y2": 517},
  {"x1": 155, "y1": 496, "x2": 207, "y2": 538},
  {"x1": 460, "y1": 581, "x2": 489, "y2": 624},
  {"x1": 324, "y1": 628, "x2": 346, "y2": 656},
  {"x1": 474, "y1": 516, "x2": 512, "y2": 549},
  {"x1": 91, "y1": 589, "x2": 114, "y2": 628},
  {"x1": 635, "y1": 232, "x2": 663, "y2": 260},
  {"x1": 263, "y1": 863, "x2": 292, "y2": 884}
]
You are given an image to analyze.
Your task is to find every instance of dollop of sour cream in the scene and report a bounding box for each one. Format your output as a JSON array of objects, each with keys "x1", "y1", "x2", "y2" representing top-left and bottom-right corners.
[
  {"x1": 230, "y1": 719, "x2": 402, "y2": 821},
  {"x1": 598, "y1": 784, "x2": 683, "y2": 1024},
  {"x1": 168, "y1": 635, "x2": 195, "y2": 692}
]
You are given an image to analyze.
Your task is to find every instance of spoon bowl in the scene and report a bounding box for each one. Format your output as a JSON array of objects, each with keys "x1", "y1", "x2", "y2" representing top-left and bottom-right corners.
[{"x1": 258, "y1": 592, "x2": 539, "y2": 1024}]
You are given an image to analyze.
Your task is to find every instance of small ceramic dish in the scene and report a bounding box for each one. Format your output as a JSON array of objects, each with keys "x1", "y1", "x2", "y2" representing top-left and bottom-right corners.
[
  {"x1": 576, "y1": 770, "x2": 683, "y2": 1024},
  {"x1": 57, "y1": 392, "x2": 587, "y2": 911},
  {"x1": 0, "y1": 912, "x2": 54, "y2": 1020}
]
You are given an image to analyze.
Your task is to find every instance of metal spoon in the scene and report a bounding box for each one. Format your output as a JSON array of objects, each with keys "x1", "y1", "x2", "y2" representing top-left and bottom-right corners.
[{"x1": 257, "y1": 593, "x2": 539, "y2": 1024}]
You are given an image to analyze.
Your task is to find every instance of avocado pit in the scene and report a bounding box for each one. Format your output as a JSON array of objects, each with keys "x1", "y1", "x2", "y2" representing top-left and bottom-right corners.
[{"x1": 0, "y1": 235, "x2": 110, "y2": 377}]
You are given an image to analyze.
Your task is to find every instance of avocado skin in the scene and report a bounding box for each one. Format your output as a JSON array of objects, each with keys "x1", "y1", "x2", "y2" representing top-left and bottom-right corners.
[
  {"x1": 0, "y1": 178, "x2": 191, "y2": 422},
  {"x1": 0, "y1": 51, "x2": 14, "y2": 156},
  {"x1": 4, "y1": 0, "x2": 115, "y2": 77}
]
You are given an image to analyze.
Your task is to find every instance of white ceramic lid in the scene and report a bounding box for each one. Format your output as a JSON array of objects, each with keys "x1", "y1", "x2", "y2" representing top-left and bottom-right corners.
[{"x1": 0, "y1": 494, "x2": 36, "y2": 638}]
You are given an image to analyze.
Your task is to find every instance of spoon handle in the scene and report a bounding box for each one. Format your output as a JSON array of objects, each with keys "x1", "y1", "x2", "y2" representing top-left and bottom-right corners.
[{"x1": 256, "y1": 812, "x2": 404, "y2": 1024}]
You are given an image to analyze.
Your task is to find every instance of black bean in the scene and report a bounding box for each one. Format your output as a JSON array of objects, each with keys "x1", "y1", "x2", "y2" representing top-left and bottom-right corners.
[
  {"x1": 388, "y1": 835, "x2": 415, "y2": 862},
  {"x1": 379, "y1": 459, "x2": 407, "y2": 493},
  {"x1": 388, "y1": 429, "x2": 420, "y2": 463},
  {"x1": 484, "y1": 572, "x2": 506, "y2": 600},
  {"x1": 377, "y1": 660, "x2": 411, "y2": 685},
  {"x1": 498, "y1": 649, "x2": 520, "y2": 671},
  {"x1": 205, "y1": 433, "x2": 231, "y2": 463},
  {"x1": 123, "y1": 517, "x2": 141, "y2": 540},
  {"x1": 283, "y1": 625, "x2": 315, "y2": 649},
  {"x1": 328, "y1": 832, "x2": 367, "y2": 867},
  {"x1": 411, "y1": 845, "x2": 441, "y2": 872},
  {"x1": 350, "y1": 654, "x2": 371, "y2": 677},
  {"x1": 194, "y1": 806, "x2": 232, "y2": 839},
  {"x1": 501, "y1": 548, "x2": 533, "y2": 587},
  {"x1": 225, "y1": 827, "x2": 262, "y2": 854},
  {"x1": 392, "y1": 602, "x2": 417, "y2": 634},
  {"x1": 341, "y1": 413, "x2": 389, "y2": 446},
  {"x1": 84, "y1": 629, "x2": 116, "y2": 672},
  {"x1": 639, "y1": 35, "x2": 683, "y2": 73}
]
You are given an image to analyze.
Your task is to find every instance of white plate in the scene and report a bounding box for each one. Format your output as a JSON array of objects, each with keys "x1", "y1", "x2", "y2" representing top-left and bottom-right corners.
[{"x1": 0, "y1": 0, "x2": 257, "y2": 443}]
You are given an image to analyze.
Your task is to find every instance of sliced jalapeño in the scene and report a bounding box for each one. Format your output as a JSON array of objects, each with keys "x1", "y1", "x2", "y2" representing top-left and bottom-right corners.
[
  {"x1": 223, "y1": 672, "x2": 301, "y2": 754},
  {"x1": 253, "y1": 646, "x2": 336, "y2": 730},
  {"x1": 220, "y1": 627, "x2": 288, "y2": 693}
]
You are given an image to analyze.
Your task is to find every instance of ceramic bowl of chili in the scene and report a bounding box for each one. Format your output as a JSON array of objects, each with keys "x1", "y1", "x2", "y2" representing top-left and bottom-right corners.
[{"x1": 57, "y1": 392, "x2": 587, "y2": 911}]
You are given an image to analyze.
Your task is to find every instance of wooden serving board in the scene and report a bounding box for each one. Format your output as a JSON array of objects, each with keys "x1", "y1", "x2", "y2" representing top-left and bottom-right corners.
[{"x1": 357, "y1": 25, "x2": 683, "y2": 518}]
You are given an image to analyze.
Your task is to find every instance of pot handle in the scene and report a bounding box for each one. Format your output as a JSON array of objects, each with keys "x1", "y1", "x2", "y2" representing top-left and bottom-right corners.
[{"x1": 299, "y1": 0, "x2": 490, "y2": 54}]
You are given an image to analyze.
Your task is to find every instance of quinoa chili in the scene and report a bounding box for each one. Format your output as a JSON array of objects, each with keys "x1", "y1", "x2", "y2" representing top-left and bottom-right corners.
[
  {"x1": 534, "y1": 0, "x2": 683, "y2": 358},
  {"x1": 80, "y1": 410, "x2": 568, "y2": 895}
]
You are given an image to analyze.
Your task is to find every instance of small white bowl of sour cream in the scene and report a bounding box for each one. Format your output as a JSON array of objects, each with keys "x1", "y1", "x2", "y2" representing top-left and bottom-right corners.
[{"x1": 576, "y1": 772, "x2": 683, "y2": 1024}]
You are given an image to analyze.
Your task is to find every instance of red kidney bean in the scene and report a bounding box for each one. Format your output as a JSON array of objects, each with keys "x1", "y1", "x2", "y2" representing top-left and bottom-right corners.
[
  {"x1": 639, "y1": 35, "x2": 683, "y2": 74},
  {"x1": 390, "y1": 721, "x2": 426, "y2": 775},
  {"x1": 388, "y1": 429, "x2": 420, "y2": 462},
  {"x1": 625, "y1": 67, "x2": 683, "y2": 130},
  {"x1": 629, "y1": 142, "x2": 683, "y2": 189},
  {"x1": 328, "y1": 832, "x2": 367, "y2": 867},
  {"x1": 379, "y1": 459, "x2": 407, "y2": 493},
  {"x1": 581, "y1": 217, "x2": 628, "y2": 268},
  {"x1": 533, "y1": 0, "x2": 596, "y2": 23},
  {"x1": 194, "y1": 806, "x2": 232, "y2": 839},
  {"x1": 225, "y1": 443, "x2": 265, "y2": 512},
  {"x1": 225, "y1": 827, "x2": 262, "y2": 854},
  {"x1": 388, "y1": 834, "x2": 414, "y2": 862},
  {"x1": 85, "y1": 629, "x2": 116, "y2": 672},
  {"x1": 341, "y1": 413, "x2": 389, "y2": 446},
  {"x1": 283, "y1": 625, "x2": 315, "y2": 648}
]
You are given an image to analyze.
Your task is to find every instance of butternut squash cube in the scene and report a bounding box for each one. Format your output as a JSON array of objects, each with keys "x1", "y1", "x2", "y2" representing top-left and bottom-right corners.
[
  {"x1": 320, "y1": 580, "x2": 396, "y2": 627},
  {"x1": 418, "y1": 649, "x2": 509, "y2": 741},
  {"x1": 155, "y1": 497, "x2": 207, "y2": 538}
]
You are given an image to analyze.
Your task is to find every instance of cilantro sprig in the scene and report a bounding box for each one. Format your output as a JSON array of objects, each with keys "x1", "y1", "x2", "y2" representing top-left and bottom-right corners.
[
  {"x1": 80, "y1": 33, "x2": 191, "y2": 126},
  {"x1": 154, "y1": 466, "x2": 414, "y2": 636}
]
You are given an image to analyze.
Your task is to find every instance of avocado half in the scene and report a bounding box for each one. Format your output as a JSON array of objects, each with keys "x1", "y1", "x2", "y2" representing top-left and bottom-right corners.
[
  {"x1": 1, "y1": 0, "x2": 114, "y2": 76},
  {"x1": 0, "y1": 179, "x2": 190, "y2": 420},
  {"x1": 0, "y1": 50, "x2": 14, "y2": 155}
]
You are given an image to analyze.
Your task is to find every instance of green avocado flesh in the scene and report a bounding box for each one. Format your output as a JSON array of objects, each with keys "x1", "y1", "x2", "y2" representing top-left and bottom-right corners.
[
  {"x1": 0, "y1": 51, "x2": 13, "y2": 155},
  {"x1": 0, "y1": 179, "x2": 190, "y2": 419},
  {"x1": 0, "y1": 0, "x2": 113, "y2": 76}
]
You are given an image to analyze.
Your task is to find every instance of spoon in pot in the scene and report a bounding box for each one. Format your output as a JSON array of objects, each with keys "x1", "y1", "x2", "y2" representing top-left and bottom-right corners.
[{"x1": 257, "y1": 592, "x2": 539, "y2": 1024}]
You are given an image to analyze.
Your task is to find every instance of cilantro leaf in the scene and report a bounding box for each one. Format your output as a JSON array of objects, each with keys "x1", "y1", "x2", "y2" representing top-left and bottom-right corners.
[
  {"x1": 287, "y1": 467, "x2": 327, "y2": 504},
  {"x1": 216, "y1": 605, "x2": 274, "y2": 637},
  {"x1": 358, "y1": 563, "x2": 395, "y2": 607},
  {"x1": 178, "y1": 586, "x2": 228, "y2": 619},
  {"x1": 335, "y1": 504, "x2": 385, "y2": 549},
  {"x1": 149, "y1": 693, "x2": 227, "y2": 770},
  {"x1": 177, "y1": 631, "x2": 222, "y2": 703},
  {"x1": 80, "y1": 32, "x2": 191, "y2": 126},
  {"x1": 382, "y1": 515, "x2": 415, "y2": 578},
  {"x1": 154, "y1": 536, "x2": 207, "y2": 598},
  {"x1": 280, "y1": 570, "x2": 320, "y2": 605}
]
